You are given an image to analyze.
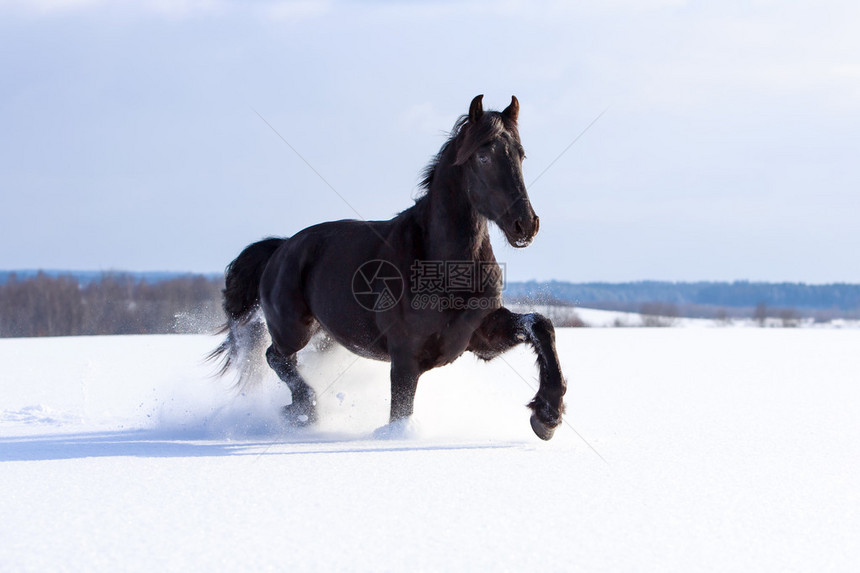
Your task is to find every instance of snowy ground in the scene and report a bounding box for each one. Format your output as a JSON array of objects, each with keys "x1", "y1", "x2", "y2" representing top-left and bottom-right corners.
[
  {"x1": 2, "y1": 329, "x2": 859, "y2": 571},
  {"x1": 510, "y1": 304, "x2": 860, "y2": 329}
]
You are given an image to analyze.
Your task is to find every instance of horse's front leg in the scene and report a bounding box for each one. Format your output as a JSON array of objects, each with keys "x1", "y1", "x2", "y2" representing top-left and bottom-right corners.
[
  {"x1": 369, "y1": 358, "x2": 422, "y2": 439},
  {"x1": 469, "y1": 307, "x2": 566, "y2": 440},
  {"x1": 389, "y1": 358, "x2": 421, "y2": 423}
]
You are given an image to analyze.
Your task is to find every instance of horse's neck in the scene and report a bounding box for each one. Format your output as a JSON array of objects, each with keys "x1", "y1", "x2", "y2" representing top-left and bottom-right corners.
[{"x1": 424, "y1": 172, "x2": 489, "y2": 262}]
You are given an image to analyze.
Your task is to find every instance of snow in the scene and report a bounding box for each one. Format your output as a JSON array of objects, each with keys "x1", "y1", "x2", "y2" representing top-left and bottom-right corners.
[
  {"x1": 2, "y1": 329, "x2": 859, "y2": 571},
  {"x1": 512, "y1": 304, "x2": 860, "y2": 329}
]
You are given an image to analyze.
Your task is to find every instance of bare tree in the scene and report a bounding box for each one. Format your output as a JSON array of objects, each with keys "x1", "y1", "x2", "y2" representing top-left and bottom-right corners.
[
  {"x1": 779, "y1": 308, "x2": 799, "y2": 328},
  {"x1": 0, "y1": 273, "x2": 223, "y2": 337},
  {"x1": 640, "y1": 302, "x2": 679, "y2": 327},
  {"x1": 754, "y1": 302, "x2": 768, "y2": 327},
  {"x1": 714, "y1": 307, "x2": 732, "y2": 326}
]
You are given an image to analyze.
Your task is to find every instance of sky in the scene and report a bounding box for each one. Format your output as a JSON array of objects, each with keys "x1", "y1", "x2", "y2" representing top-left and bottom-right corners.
[{"x1": 1, "y1": 0, "x2": 858, "y2": 283}]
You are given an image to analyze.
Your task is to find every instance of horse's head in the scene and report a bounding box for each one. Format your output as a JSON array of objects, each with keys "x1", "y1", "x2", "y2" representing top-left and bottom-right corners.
[{"x1": 455, "y1": 94, "x2": 539, "y2": 248}]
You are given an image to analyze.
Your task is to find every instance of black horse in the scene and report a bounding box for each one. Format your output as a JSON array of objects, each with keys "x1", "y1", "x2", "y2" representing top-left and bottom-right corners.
[{"x1": 211, "y1": 95, "x2": 566, "y2": 440}]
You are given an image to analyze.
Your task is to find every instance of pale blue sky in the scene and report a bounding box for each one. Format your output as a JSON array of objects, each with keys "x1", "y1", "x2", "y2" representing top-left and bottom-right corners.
[{"x1": 2, "y1": 0, "x2": 858, "y2": 282}]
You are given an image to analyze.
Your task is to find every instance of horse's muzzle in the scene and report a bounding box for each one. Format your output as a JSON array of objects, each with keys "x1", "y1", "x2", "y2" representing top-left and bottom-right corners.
[{"x1": 507, "y1": 213, "x2": 540, "y2": 248}]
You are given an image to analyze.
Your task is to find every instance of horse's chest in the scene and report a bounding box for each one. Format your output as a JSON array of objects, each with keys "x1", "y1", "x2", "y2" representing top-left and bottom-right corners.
[
  {"x1": 416, "y1": 335, "x2": 460, "y2": 370},
  {"x1": 414, "y1": 316, "x2": 485, "y2": 370}
]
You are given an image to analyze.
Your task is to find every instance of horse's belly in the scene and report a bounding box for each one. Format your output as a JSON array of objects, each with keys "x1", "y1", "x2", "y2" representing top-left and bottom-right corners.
[
  {"x1": 336, "y1": 337, "x2": 390, "y2": 362},
  {"x1": 315, "y1": 314, "x2": 391, "y2": 362}
]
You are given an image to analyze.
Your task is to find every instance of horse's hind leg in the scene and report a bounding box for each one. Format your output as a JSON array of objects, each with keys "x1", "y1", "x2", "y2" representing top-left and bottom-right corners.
[
  {"x1": 264, "y1": 307, "x2": 318, "y2": 426},
  {"x1": 260, "y1": 271, "x2": 318, "y2": 425},
  {"x1": 266, "y1": 345, "x2": 318, "y2": 426}
]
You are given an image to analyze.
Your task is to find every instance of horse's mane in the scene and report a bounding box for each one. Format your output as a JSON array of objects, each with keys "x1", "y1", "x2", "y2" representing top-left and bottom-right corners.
[
  {"x1": 416, "y1": 111, "x2": 517, "y2": 195},
  {"x1": 418, "y1": 115, "x2": 467, "y2": 192}
]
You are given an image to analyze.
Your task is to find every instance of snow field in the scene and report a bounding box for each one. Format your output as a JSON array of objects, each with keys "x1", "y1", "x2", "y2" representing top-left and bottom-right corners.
[{"x1": 1, "y1": 329, "x2": 859, "y2": 571}]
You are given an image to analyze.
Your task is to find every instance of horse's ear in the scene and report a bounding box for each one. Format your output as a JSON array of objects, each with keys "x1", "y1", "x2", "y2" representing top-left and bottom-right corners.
[
  {"x1": 468, "y1": 94, "x2": 484, "y2": 123},
  {"x1": 502, "y1": 95, "x2": 519, "y2": 123}
]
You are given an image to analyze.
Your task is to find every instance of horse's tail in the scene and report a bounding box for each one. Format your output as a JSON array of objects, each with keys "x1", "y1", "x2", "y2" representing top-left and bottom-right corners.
[{"x1": 208, "y1": 237, "x2": 285, "y2": 388}]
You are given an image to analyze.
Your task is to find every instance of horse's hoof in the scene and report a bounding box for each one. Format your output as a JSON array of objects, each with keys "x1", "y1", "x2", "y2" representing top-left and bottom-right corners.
[
  {"x1": 283, "y1": 403, "x2": 318, "y2": 427},
  {"x1": 530, "y1": 413, "x2": 557, "y2": 441},
  {"x1": 373, "y1": 417, "x2": 420, "y2": 440}
]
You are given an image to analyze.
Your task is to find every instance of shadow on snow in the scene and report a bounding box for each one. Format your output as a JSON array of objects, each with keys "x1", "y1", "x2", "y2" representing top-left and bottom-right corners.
[{"x1": 0, "y1": 429, "x2": 523, "y2": 462}]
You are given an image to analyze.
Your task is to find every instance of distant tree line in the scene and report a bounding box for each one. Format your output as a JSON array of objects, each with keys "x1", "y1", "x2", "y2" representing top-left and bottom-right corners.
[
  {"x1": 4, "y1": 273, "x2": 858, "y2": 337},
  {"x1": 0, "y1": 272, "x2": 224, "y2": 338},
  {"x1": 505, "y1": 280, "x2": 860, "y2": 318}
]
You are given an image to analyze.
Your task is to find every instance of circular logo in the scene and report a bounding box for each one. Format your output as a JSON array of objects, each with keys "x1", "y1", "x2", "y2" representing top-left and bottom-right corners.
[{"x1": 351, "y1": 260, "x2": 404, "y2": 312}]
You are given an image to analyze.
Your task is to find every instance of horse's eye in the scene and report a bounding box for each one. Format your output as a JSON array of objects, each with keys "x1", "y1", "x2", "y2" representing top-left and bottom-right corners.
[{"x1": 477, "y1": 153, "x2": 490, "y2": 164}]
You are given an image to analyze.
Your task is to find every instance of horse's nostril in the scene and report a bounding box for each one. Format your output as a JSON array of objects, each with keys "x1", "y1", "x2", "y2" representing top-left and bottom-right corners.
[
  {"x1": 534, "y1": 215, "x2": 540, "y2": 235},
  {"x1": 514, "y1": 220, "x2": 524, "y2": 235}
]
